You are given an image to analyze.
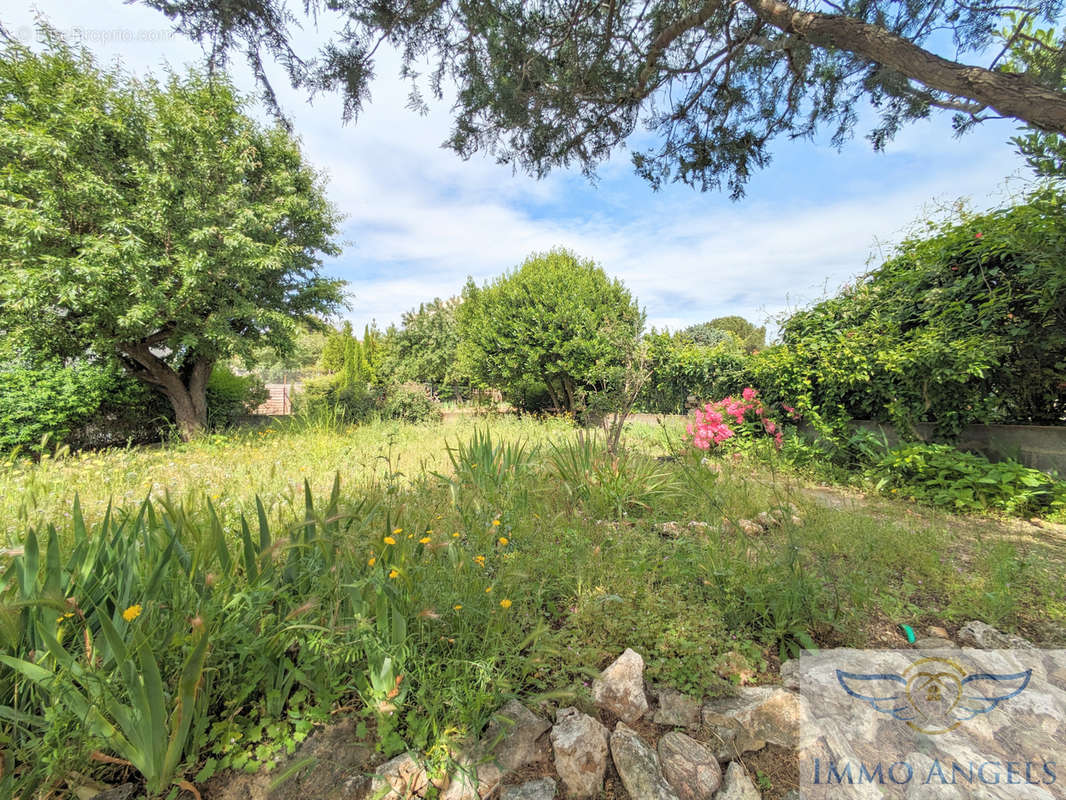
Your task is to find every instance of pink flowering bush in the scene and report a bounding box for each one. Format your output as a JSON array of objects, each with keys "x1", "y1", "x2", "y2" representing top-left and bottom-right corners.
[{"x1": 687, "y1": 387, "x2": 785, "y2": 451}]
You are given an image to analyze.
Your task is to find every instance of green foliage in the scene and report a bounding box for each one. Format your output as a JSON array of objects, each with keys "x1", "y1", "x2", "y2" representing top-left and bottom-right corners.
[
  {"x1": 205, "y1": 366, "x2": 269, "y2": 428},
  {"x1": 639, "y1": 332, "x2": 751, "y2": 413},
  {"x1": 548, "y1": 434, "x2": 680, "y2": 520},
  {"x1": 457, "y1": 248, "x2": 644, "y2": 415},
  {"x1": 751, "y1": 187, "x2": 1066, "y2": 437},
  {"x1": 297, "y1": 374, "x2": 378, "y2": 424},
  {"x1": 683, "y1": 317, "x2": 765, "y2": 353},
  {"x1": 869, "y1": 443, "x2": 1066, "y2": 515},
  {"x1": 301, "y1": 323, "x2": 389, "y2": 423},
  {"x1": 993, "y1": 13, "x2": 1066, "y2": 178},
  {"x1": 2, "y1": 416, "x2": 1063, "y2": 795},
  {"x1": 322, "y1": 323, "x2": 379, "y2": 386},
  {"x1": 679, "y1": 324, "x2": 737, "y2": 349},
  {"x1": 380, "y1": 298, "x2": 466, "y2": 396},
  {"x1": 0, "y1": 26, "x2": 343, "y2": 437},
  {"x1": 0, "y1": 481, "x2": 403, "y2": 795},
  {"x1": 246, "y1": 328, "x2": 331, "y2": 383},
  {"x1": 0, "y1": 357, "x2": 169, "y2": 453},
  {"x1": 139, "y1": 0, "x2": 1066, "y2": 195},
  {"x1": 381, "y1": 383, "x2": 443, "y2": 424}
]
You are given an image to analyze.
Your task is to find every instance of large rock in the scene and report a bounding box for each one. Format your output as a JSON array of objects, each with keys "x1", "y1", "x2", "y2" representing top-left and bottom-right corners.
[
  {"x1": 652, "y1": 688, "x2": 701, "y2": 729},
  {"x1": 592, "y1": 648, "x2": 649, "y2": 723},
  {"x1": 779, "y1": 660, "x2": 799, "y2": 692},
  {"x1": 912, "y1": 636, "x2": 956, "y2": 649},
  {"x1": 701, "y1": 688, "x2": 800, "y2": 754},
  {"x1": 957, "y1": 620, "x2": 1035, "y2": 649},
  {"x1": 480, "y1": 700, "x2": 552, "y2": 772},
  {"x1": 550, "y1": 707, "x2": 609, "y2": 799},
  {"x1": 716, "y1": 762, "x2": 761, "y2": 800},
  {"x1": 702, "y1": 724, "x2": 740, "y2": 762},
  {"x1": 441, "y1": 759, "x2": 503, "y2": 800},
  {"x1": 657, "y1": 731, "x2": 721, "y2": 800},
  {"x1": 609, "y1": 723, "x2": 680, "y2": 800},
  {"x1": 500, "y1": 778, "x2": 556, "y2": 800},
  {"x1": 372, "y1": 753, "x2": 430, "y2": 800}
]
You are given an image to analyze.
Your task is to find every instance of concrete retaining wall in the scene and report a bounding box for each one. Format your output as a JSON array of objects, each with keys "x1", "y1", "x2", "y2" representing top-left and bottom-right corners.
[
  {"x1": 626, "y1": 413, "x2": 1066, "y2": 475},
  {"x1": 850, "y1": 420, "x2": 1066, "y2": 475}
]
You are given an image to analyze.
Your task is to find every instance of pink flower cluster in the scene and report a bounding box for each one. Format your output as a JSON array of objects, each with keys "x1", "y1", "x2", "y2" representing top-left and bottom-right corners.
[{"x1": 687, "y1": 387, "x2": 784, "y2": 451}]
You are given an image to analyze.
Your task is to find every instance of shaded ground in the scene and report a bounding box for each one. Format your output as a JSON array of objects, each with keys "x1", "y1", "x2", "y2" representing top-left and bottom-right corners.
[{"x1": 201, "y1": 718, "x2": 374, "y2": 800}]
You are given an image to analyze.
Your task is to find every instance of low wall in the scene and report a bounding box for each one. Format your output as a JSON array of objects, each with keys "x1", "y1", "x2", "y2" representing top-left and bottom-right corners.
[
  {"x1": 630, "y1": 413, "x2": 1066, "y2": 475},
  {"x1": 849, "y1": 420, "x2": 1066, "y2": 475}
]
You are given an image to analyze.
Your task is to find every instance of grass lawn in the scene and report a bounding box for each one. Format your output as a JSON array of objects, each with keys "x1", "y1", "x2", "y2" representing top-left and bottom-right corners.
[{"x1": 2, "y1": 414, "x2": 1064, "y2": 792}]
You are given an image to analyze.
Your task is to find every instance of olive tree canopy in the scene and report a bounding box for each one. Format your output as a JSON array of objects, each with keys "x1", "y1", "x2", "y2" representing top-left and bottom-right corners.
[{"x1": 0, "y1": 28, "x2": 344, "y2": 438}]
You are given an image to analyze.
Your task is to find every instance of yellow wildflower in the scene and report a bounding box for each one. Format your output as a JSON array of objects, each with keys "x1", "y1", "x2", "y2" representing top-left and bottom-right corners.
[
  {"x1": 485, "y1": 586, "x2": 493, "y2": 593},
  {"x1": 384, "y1": 536, "x2": 397, "y2": 545},
  {"x1": 122, "y1": 604, "x2": 142, "y2": 622},
  {"x1": 426, "y1": 529, "x2": 434, "y2": 535},
  {"x1": 474, "y1": 555, "x2": 486, "y2": 566},
  {"x1": 419, "y1": 536, "x2": 432, "y2": 544},
  {"x1": 452, "y1": 532, "x2": 460, "y2": 538},
  {"x1": 500, "y1": 599, "x2": 512, "y2": 609},
  {"x1": 368, "y1": 556, "x2": 377, "y2": 566},
  {"x1": 393, "y1": 527, "x2": 403, "y2": 535},
  {"x1": 492, "y1": 519, "x2": 501, "y2": 527},
  {"x1": 498, "y1": 537, "x2": 509, "y2": 545},
  {"x1": 453, "y1": 604, "x2": 463, "y2": 611},
  {"x1": 389, "y1": 569, "x2": 400, "y2": 579}
]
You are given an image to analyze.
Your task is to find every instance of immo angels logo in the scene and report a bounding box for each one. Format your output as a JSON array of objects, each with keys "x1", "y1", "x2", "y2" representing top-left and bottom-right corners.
[{"x1": 836, "y1": 657, "x2": 1032, "y2": 735}]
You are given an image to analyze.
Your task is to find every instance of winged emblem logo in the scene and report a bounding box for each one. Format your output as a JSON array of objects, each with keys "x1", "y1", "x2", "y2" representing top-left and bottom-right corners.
[{"x1": 836, "y1": 656, "x2": 1032, "y2": 735}]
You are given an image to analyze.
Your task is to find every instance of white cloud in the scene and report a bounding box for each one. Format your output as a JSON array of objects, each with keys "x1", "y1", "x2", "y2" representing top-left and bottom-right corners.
[{"x1": 4, "y1": 1, "x2": 1034, "y2": 340}]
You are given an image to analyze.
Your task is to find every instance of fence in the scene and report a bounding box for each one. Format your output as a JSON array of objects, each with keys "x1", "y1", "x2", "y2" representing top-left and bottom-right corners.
[{"x1": 254, "y1": 383, "x2": 300, "y2": 416}]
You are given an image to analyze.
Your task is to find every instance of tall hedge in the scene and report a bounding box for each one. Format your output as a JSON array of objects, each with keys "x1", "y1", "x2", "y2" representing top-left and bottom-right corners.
[
  {"x1": 751, "y1": 186, "x2": 1066, "y2": 437},
  {"x1": 638, "y1": 332, "x2": 751, "y2": 413}
]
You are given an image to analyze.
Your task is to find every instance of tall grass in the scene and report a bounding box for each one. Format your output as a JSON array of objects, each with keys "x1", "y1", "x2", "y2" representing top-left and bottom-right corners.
[{"x1": 0, "y1": 416, "x2": 1062, "y2": 797}]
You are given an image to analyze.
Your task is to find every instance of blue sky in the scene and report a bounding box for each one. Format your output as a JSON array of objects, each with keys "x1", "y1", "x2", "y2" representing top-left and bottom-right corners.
[{"x1": 3, "y1": 2, "x2": 1036, "y2": 337}]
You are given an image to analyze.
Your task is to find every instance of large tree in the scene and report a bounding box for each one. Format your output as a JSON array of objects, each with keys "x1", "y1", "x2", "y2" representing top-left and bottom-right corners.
[
  {"x1": 381, "y1": 297, "x2": 464, "y2": 391},
  {"x1": 0, "y1": 28, "x2": 344, "y2": 439},
  {"x1": 457, "y1": 248, "x2": 644, "y2": 414},
  {"x1": 140, "y1": 0, "x2": 1066, "y2": 195}
]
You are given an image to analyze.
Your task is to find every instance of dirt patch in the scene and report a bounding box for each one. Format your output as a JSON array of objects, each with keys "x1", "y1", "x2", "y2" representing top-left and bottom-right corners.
[
  {"x1": 739, "y1": 744, "x2": 799, "y2": 800},
  {"x1": 201, "y1": 718, "x2": 376, "y2": 800}
]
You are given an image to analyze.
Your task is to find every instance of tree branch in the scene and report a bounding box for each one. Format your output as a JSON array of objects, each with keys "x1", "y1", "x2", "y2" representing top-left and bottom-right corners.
[{"x1": 742, "y1": 0, "x2": 1066, "y2": 134}]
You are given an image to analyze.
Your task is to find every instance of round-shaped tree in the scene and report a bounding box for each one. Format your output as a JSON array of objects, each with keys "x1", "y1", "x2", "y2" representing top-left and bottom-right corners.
[
  {"x1": 457, "y1": 248, "x2": 645, "y2": 414},
  {"x1": 0, "y1": 27, "x2": 344, "y2": 439}
]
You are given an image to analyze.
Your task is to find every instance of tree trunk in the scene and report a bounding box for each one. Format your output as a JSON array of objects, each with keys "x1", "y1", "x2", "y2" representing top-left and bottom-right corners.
[
  {"x1": 561, "y1": 377, "x2": 577, "y2": 416},
  {"x1": 743, "y1": 0, "x2": 1066, "y2": 134},
  {"x1": 168, "y1": 382, "x2": 207, "y2": 441},
  {"x1": 122, "y1": 343, "x2": 213, "y2": 441},
  {"x1": 541, "y1": 374, "x2": 563, "y2": 413}
]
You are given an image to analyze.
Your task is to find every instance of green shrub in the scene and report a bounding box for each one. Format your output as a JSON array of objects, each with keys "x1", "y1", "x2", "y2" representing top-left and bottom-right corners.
[
  {"x1": 869, "y1": 443, "x2": 1066, "y2": 515},
  {"x1": 457, "y1": 248, "x2": 644, "y2": 415},
  {"x1": 381, "y1": 382, "x2": 442, "y2": 424},
  {"x1": 0, "y1": 358, "x2": 169, "y2": 452},
  {"x1": 296, "y1": 374, "x2": 378, "y2": 423},
  {"x1": 639, "y1": 331, "x2": 751, "y2": 414},
  {"x1": 206, "y1": 366, "x2": 269, "y2": 428},
  {"x1": 506, "y1": 377, "x2": 557, "y2": 413},
  {"x1": 753, "y1": 186, "x2": 1066, "y2": 438}
]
